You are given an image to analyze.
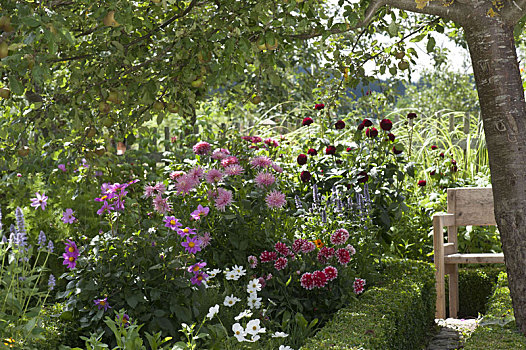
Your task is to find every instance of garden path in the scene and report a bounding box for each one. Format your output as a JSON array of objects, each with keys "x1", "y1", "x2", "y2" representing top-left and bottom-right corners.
[{"x1": 426, "y1": 318, "x2": 479, "y2": 350}]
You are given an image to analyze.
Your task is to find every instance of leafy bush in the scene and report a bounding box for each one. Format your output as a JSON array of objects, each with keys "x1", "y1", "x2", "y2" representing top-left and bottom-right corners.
[
  {"x1": 300, "y1": 258, "x2": 435, "y2": 350},
  {"x1": 463, "y1": 272, "x2": 526, "y2": 350},
  {"x1": 445, "y1": 266, "x2": 505, "y2": 318}
]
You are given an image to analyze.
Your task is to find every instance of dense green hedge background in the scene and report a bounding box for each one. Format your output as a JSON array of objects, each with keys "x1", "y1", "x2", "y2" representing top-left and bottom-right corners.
[{"x1": 464, "y1": 272, "x2": 526, "y2": 349}]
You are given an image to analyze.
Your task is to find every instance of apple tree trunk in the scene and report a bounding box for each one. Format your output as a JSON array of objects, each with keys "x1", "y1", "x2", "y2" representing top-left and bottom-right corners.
[{"x1": 465, "y1": 20, "x2": 526, "y2": 335}]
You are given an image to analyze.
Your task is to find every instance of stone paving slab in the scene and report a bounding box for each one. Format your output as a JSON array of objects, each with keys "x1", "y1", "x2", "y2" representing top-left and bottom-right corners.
[{"x1": 426, "y1": 318, "x2": 479, "y2": 350}]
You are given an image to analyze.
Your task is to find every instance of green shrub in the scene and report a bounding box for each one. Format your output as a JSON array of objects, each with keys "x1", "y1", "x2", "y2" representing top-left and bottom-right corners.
[
  {"x1": 464, "y1": 272, "x2": 526, "y2": 350},
  {"x1": 445, "y1": 266, "x2": 505, "y2": 318},
  {"x1": 300, "y1": 258, "x2": 435, "y2": 350}
]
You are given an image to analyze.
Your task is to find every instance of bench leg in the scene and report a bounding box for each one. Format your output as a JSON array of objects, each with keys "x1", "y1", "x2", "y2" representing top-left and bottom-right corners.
[
  {"x1": 448, "y1": 264, "x2": 459, "y2": 318},
  {"x1": 433, "y1": 216, "x2": 446, "y2": 319}
]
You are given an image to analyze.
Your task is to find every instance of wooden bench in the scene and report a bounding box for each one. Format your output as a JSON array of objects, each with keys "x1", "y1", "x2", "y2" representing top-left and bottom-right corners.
[{"x1": 433, "y1": 187, "x2": 505, "y2": 319}]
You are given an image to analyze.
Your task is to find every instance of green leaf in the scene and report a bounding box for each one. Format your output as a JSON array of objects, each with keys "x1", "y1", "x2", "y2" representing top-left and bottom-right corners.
[
  {"x1": 8, "y1": 75, "x2": 24, "y2": 95},
  {"x1": 426, "y1": 36, "x2": 436, "y2": 53}
]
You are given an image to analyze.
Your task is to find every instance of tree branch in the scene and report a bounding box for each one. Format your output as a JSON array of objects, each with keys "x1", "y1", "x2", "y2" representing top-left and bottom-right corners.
[
  {"x1": 359, "y1": 0, "x2": 468, "y2": 27},
  {"x1": 124, "y1": 0, "x2": 199, "y2": 49},
  {"x1": 500, "y1": 0, "x2": 526, "y2": 25}
]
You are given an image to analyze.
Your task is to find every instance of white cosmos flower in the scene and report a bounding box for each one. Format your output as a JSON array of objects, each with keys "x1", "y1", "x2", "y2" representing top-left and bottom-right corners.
[
  {"x1": 279, "y1": 346, "x2": 294, "y2": 350},
  {"x1": 225, "y1": 270, "x2": 238, "y2": 280},
  {"x1": 272, "y1": 332, "x2": 289, "y2": 338},
  {"x1": 246, "y1": 278, "x2": 261, "y2": 293},
  {"x1": 247, "y1": 293, "x2": 262, "y2": 309},
  {"x1": 232, "y1": 265, "x2": 246, "y2": 277},
  {"x1": 206, "y1": 304, "x2": 219, "y2": 320},
  {"x1": 232, "y1": 323, "x2": 247, "y2": 342},
  {"x1": 223, "y1": 294, "x2": 241, "y2": 307},
  {"x1": 208, "y1": 268, "x2": 221, "y2": 278},
  {"x1": 245, "y1": 319, "x2": 265, "y2": 335},
  {"x1": 245, "y1": 334, "x2": 260, "y2": 342},
  {"x1": 234, "y1": 309, "x2": 253, "y2": 320}
]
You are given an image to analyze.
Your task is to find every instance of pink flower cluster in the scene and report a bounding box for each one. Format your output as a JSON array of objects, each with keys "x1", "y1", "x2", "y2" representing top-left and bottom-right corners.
[
  {"x1": 300, "y1": 266, "x2": 337, "y2": 290},
  {"x1": 193, "y1": 141, "x2": 211, "y2": 155},
  {"x1": 353, "y1": 277, "x2": 366, "y2": 294},
  {"x1": 292, "y1": 238, "x2": 316, "y2": 253}
]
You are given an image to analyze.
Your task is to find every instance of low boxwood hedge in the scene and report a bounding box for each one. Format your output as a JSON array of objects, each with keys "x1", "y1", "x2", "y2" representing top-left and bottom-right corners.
[
  {"x1": 463, "y1": 272, "x2": 526, "y2": 350},
  {"x1": 446, "y1": 265, "x2": 505, "y2": 318},
  {"x1": 301, "y1": 258, "x2": 435, "y2": 350}
]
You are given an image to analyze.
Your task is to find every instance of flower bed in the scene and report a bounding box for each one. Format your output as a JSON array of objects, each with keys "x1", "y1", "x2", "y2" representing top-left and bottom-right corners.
[
  {"x1": 463, "y1": 272, "x2": 526, "y2": 350},
  {"x1": 300, "y1": 258, "x2": 435, "y2": 350}
]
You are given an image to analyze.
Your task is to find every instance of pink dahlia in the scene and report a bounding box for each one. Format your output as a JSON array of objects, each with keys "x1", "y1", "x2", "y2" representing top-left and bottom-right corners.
[
  {"x1": 212, "y1": 148, "x2": 230, "y2": 160},
  {"x1": 175, "y1": 174, "x2": 198, "y2": 196},
  {"x1": 221, "y1": 156, "x2": 239, "y2": 168},
  {"x1": 353, "y1": 278, "x2": 366, "y2": 295},
  {"x1": 300, "y1": 272, "x2": 315, "y2": 290},
  {"x1": 346, "y1": 244, "x2": 356, "y2": 255},
  {"x1": 265, "y1": 190, "x2": 286, "y2": 209},
  {"x1": 312, "y1": 270, "x2": 328, "y2": 288},
  {"x1": 169, "y1": 171, "x2": 185, "y2": 180},
  {"x1": 248, "y1": 255, "x2": 258, "y2": 268},
  {"x1": 250, "y1": 156, "x2": 273, "y2": 169},
  {"x1": 255, "y1": 172, "x2": 275, "y2": 188},
  {"x1": 264, "y1": 138, "x2": 279, "y2": 148},
  {"x1": 274, "y1": 242, "x2": 291, "y2": 256},
  {"x1": 193, "y1": 141, "x2": 211, "y2": 155},
  {"x1": 336, "y1": 248, "x2": 351, "y2": 265},
  {"x1": 271, "y1": 163, "x2": 283, "y2": 173},
  {"x1": 154, "y1": 182, "x2": 166, "y2": 195},
  {"x1": 324, "y1": 266, "x2": 338, "y2": 281},
  {"x1": 330, "y1": 228, "x2": 350, "y2": 245},
  {"x1": 197, "y1": 232, "x2": 212, "y2": 248},
  {"x1": 153, "y1": 195, "x2": 172, "y2": 214},
  {"x1": 205, "y1": 169, "x2": 224, "y2": 184},
  {"x1": 301, "y1": 241, "x2": 316, "y2": 253},
  {"x1": 224, "y1": 164, "x2": 244, "y2": 176},
  {"x1": 274, "y1": 257, "x2": 288, "y2": 271},
  {"x1": 292, "y1": 239, "x2": 306, "y2": 252},
  {"x1": 187, "y1": 167, "x2": 205, "y2": 180},
  {"x1": 143, "y1": 185, "x2": 155, "y2": 198},
  {"x1": 214, "y1": 188, "x2": 233, "y2": 212},
  {"x1": 317, "y1": 246, "x2": 335, "y2": 264},
  {"x1": 260, "y1": 250, "x2": 278, "y2": 263}
]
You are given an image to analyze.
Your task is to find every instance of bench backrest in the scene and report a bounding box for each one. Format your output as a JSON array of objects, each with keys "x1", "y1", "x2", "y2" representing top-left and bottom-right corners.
[{"x1": 447, "y1": 187, "x2": 496, "y2": 226}]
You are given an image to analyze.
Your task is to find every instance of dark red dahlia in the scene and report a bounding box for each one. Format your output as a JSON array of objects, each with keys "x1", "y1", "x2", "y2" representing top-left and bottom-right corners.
[
  {"x1": 346, "y1": 147, "x2": 353, "y2": 152},
  {"x1": 451, "y1": 165, "x2": 458, "y2": 172},
  {"x1": 357, "y1": 122, "x2": 365, "y2": 131},
  {"x1": 325, "y1": 146, "x2": 336, "y2": 155},
  {"x1": 307, "y1": 148, "x2": 317, "y2": 156},
  {"x1": 363, "y1": 119, "x2": 373, "y2": 127},
  {"x1": 335, "y1": 120, "x2": 346, "y2": 130},
  {"x1": 297, "y1": 154, "x2": 307, "y2": 165},
  {"x1": 392, "y1": 145, "x2": 403, "y2": 155},
  {"x1": 451, "y1": 159, "x2": 457, "y2": 165},
  {"x1": 388, "y1": 133, "x2": 395, "y2": 142},
  {"x1": 418, "y1": 180, "x2": 426, "y2": 187},
  {"x1": 366, "y1": 127, "x2": 378, "y2": 138},
  {"x1": 380, "y1": 118, "x2": 392, "y2": 131},
  {"x1": 302, "y1": 117, "x2": 314, "y2": 126},
  {"x1": 407, "y1": 112, "x2": 417, "y2": 119},
  {"x1": 431, "y1": 145, "x2": 438, "y2": 150},
  {"x1": 439, "y1": 152, "x2": 445, "y2": 158},
  {"x1": 358, "y1": 171, "x2": 369, "y2": 183},
  {"x1": 314, "y1": 103, "x2": 325, "y2": 110},
  {"x1": 430, "y1": 170, "x2": 436, "y2": 176},
  {"x1": 300, "y1": 171, "x2": 311, "y2": 183}
]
